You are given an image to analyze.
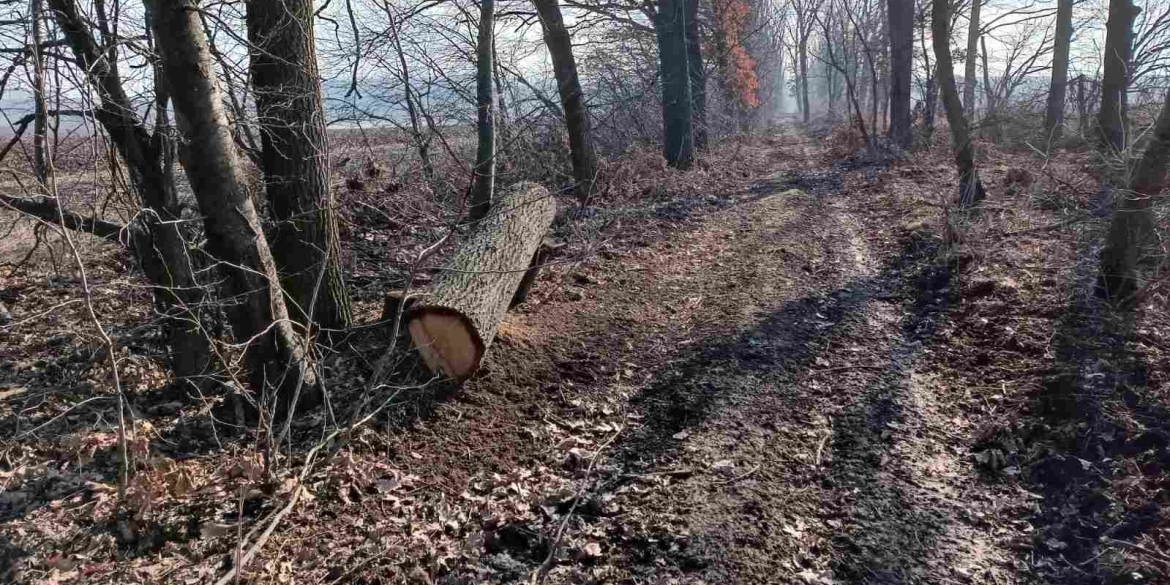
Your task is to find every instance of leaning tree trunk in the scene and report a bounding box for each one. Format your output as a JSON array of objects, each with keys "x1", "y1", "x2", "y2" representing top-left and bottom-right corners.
[
  {"x1": 248, "y1": 0, "x2": 352, "y2": 331},
  {"x1": 153, "y1": 0, "x2": 316, "y2": 407},
  {"x1": 408, "y1": 183, "x2": 555, "y2": 381},
  {"x1": 1098, "y1": 90, "x2": 1170, "y2": 302},
  {"x1": 887, "y1": 0, "x2": 913, "y2": 149},
  {"x1": 469, "y1": 0, "x2": 496, "y2": 221},
  {"x1": 655, "y1": 0, "x2": 694, "y2": 169},
  {"x1": 685, "y1": 0, "x2": 707, "y2": 151},
  {"x1": 51, "y1": 0, "x2": 213, "y2": 386},
  {"x1": 533, "y1": 0, "x2": 599, "y2": 204},
  {"x1": 1044, "y1": 0, "x2": 1074, "y2": 147},
  {"x1": 962, "y1": 0, "x2": 981, "y2": 115},
  {"x1": 1097, "y1": 0, "x2": 1138, "y2": 154},
  {"x1": 932, "y1": 0, "x2": 985, "y2": 206}
]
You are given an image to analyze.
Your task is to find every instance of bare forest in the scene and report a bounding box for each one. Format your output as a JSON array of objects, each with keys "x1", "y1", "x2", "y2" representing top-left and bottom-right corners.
[{"x1": 1, "y1": 0, "x2": 1169, "y2": 582}]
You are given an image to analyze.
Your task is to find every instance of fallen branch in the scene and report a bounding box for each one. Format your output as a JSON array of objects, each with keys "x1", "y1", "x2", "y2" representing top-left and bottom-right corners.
[{"x1": 0, "y1": 193, "x2": 127, "y2": 243}]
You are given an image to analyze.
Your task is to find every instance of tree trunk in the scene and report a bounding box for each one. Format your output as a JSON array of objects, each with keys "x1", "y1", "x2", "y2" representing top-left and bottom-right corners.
[
  {"x1": 962, "y1": 0, "x2": 980, "y2": 115},
  {"x1": 533, "y1": 0, "x2": 599, "y2": 203},
  {"x1": 979, "y1": 35, "x2": 999, "y2": 141},
  {"x1": 248, "y1": 0, "x2": 352, "y2": 332},
  {"x1": 799, "y1": 34, "x2": 811, "y2": 123},
  {"x1": 1099, "y1": 90, "x2": 1170, "y2": 302},
  {"x1": 492, "y1": 38, "x2": 511, "y2": 150},
  {"x1": 153, "y1": 0, "x2": 316, "y2": 407},
  {"x1": 469, "y1": 0, "x2": 496, "y2": 221},
  {"x1": 655, "y1": 0, "x2": 694, "y2": 169},
  {"x1": 1044, "y1": 0, "x2": 1074, "y2": 147},
  {"x1": 685, "y1": 0, "x2": 707, "y2": 150},
  {"x1": 932, "y1": 0, "x2": 986, "y2": 206},
  {"x1": 888, "y1": 0, "x2": 913, "y2": 149},
  {"x1": 51, "y1": 0, "x2": 213, "y2": 387},
  {"x1": 31, "y1": 0, "x2": 49, "y2": 183},
  {"x1": 1077, "y1": 75, "x2": 1088, "y2": 135},
  {"x1": 919, "y1": 17, "x2": 937, "y2": 136},
  {"x1": 408, "y1": 183, "x2": 555, "y2": 381},
  {"x1": 1097, "y1": 0, "x2": 1138, "y2": 154}
]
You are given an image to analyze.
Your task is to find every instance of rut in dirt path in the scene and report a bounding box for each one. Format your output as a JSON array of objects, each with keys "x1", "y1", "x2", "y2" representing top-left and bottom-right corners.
[{"x1": 566, "y1": 187, "x2": 1028, "y2": 584}]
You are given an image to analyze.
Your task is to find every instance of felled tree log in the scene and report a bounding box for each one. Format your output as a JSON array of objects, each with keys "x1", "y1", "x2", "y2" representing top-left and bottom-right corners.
[{"x1": 408, "y1": 183, "x2": 555, "y2": 380}]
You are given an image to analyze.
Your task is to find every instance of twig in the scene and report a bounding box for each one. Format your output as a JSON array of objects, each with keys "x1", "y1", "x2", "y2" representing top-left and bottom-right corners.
[
  {"x1": 530, "y1": 431, "x2": 620, "y2": 585},
  {"x1": 42, "y1": 142, "x2": 131, "y2": 499},
  {"x1": 809, "y1": 365, "x2": 886, "y2": 374},
  {"x1": 214, "y1": 484, "x2": 305, "y2": 585},
  {"x1": 993, "y1": 216, "x2": 1085, "y2": 238},
  {"x1": 1105, "y1": 538, "x2": 1170, "y2": 568},
  {"x1": 714, "y1": 464, "x2": 761, "y2": 485},
  {"x1": 815, "y1": 418, "x2": 833, "y2": 467}
]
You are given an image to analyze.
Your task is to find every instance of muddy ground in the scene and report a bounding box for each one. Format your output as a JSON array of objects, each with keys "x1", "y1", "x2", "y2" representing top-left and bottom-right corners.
[{"x1": 2, "y1": 126, "x2": 1169, "y2": 585}]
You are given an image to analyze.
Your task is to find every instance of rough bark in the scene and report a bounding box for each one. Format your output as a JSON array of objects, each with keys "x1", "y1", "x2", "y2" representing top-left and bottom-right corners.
[
  {"x1": 932, "y1": 0, "x2": 986, "y2": 206},
  {"x1": 887, "y1": 0, "x2": 913, "y2": 149},
  {"x1": 685, "y1": 0, "x2": 707, "y2": 150},
  {"x1": 655, "y1": 0, "x2": 694, "y2": 169},
  {"x1": 248, "y1": 0, "x2": 352, "y2": 332},
  {"x1": 50, "y1": 0, "x2": 213, "y2": 386},
  {"x1": 533, "y1": 0, "x2": 599, "y2": 203},
  {"x1": 1044, "y1": 0, "x2": 1074, "y2": 146},
  {"x1": 1098, "y1": 90, "x2": 1170, "y2": 302},
  {"x1": 31, "y1": 0, "x2": 48, "y2": 183},
  {"x1": 469, "y1": 0, "x2": 496, "y2": 221},
  {"x1": 408, "y1": 183, "x2": 555, "y2": 381},
  {"x1": 153, "y1": 0, "x2": 316, "y2": 406},
  {"x1": 962, "y1": 0, "x2": 981, "y2": 115},
  {"x1": 1097, "y1": 0, "x2": 1138, "y2": 154}
]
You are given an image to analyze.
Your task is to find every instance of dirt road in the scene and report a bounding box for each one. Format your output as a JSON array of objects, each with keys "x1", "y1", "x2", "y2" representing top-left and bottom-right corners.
[{"x1": 356, "y1": 156, "x2": 1036, "y2": 584}]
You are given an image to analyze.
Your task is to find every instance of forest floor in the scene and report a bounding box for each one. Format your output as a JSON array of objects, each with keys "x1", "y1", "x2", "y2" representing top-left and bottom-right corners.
[{"x1": 2, "y1": 123, "x2": 1170, "y2": 585}]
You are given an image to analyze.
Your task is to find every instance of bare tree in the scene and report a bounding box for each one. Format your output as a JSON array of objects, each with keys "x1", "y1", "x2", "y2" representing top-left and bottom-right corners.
[
  {"x1": 1099, "y1": 90, "x2": 1170, "y2": 302},
  {"x1": 1044, "y1": 0, "x2": 1074, "y2": 147},
  {"x1": 790, "y1": 0, "x2": 823, "y2": 123},
  {"x1": 248, "y1": 0, "x2": 352, "y2": 331},
  {"x1": 962, "y1": 0, "x2": 980, "y2": 114},
  {"x1": 817, "y1": 0, "x2": 873, "y2": 151},
  {"x1": 153, "y1": 0, "x2": 317, "y2": 408},
  {"x1": 685, "y1": 0, "x2": 707, "y2": 149},
  {"x1": 655, "y1": 0, "x2": 695, "y2": 168},
  {"x1": 470, "y1": 0, "x2": 496, "y2": 221},
  {"x1": 30, "y1": 0, "x2": 48, "y2": 183},
  {"x1": 932, "y1": 0, "x2": 985, "y2": 205},
  {"x1": 1097, "y1": 0, "x2": 1139, "y2": 154},
  {"x1": 887, "y1": 0, "x2": 913, "y2": 148},
  {"x1": 47, "y1": 0, "x2": 214, "y2": 386},
  {"x1": 534, "y1": 0, "x2": 599, "y2": 202}
]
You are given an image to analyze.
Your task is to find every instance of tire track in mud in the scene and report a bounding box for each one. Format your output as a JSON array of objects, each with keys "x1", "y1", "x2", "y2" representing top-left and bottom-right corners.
[{"x1": 575, "y1": 182, "x2": 1026, "y2": 584}]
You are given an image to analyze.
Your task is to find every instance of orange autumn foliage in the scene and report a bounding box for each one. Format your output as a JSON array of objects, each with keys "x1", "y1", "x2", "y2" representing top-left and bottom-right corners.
[{"x1": 714, "y1": 0, "x2": 760, "y2": 108}]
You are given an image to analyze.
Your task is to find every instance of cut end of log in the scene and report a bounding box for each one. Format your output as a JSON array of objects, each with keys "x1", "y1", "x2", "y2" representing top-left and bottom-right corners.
[{"x1": 407, "y1": 308, "x2": 485, "y2": 381}]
